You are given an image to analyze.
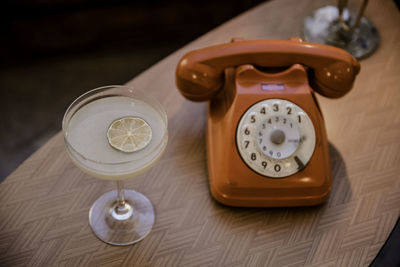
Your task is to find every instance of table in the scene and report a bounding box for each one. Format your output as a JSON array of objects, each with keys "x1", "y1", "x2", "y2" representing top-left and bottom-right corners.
[{"x1": 1, "y1": 0, "x2": 399, "y2": 266}]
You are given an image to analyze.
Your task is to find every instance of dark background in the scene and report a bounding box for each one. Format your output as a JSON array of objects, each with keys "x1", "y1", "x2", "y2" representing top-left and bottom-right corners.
[{"x1": 0, "y1": 0, "x2": 265, "y2": 181}]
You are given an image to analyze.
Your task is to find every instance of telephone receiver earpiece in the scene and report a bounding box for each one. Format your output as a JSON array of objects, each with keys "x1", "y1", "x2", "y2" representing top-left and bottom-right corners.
[
  {"x1": 176, "y1": 39, "x2": 360, "y2": 101},
  {"x1": 311, "y1": 60, "x2": 360, "y2": 98},
  {"x1": 176, "y1": 59, "x2": 223, "y2": 101}
]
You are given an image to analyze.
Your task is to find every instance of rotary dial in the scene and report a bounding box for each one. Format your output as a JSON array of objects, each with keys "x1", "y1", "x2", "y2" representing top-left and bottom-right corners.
[{"x1": 236, "y1": 99, "x2": 316, "y2": 178}]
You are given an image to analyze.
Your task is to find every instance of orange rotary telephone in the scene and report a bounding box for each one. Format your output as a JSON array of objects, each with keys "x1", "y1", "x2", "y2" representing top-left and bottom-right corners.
[{"x1": 176, "y1": 38, "x2": 360, "y2": 207}]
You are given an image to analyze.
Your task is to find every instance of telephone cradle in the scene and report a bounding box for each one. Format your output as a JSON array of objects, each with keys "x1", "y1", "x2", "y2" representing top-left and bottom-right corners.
[{"x1": 175, "y1": 38, "x2": 360, "y2": 207}]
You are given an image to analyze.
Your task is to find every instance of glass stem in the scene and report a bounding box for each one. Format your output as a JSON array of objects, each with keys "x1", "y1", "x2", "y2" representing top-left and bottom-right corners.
[
  {"x1": 338, "y1": 0, "x2": 348, "y2": 21},
  {"x1": 351, "y1": 0, "x2": 369, "y2": 30},
  {"x1": 117, "y1": 180, "x2": 126, "y2": 207},
  {"x1": 338, "y1": 0, "x2": 350, "y2": 30}
]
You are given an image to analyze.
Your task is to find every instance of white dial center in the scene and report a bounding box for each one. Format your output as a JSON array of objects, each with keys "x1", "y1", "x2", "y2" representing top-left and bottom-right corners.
[
  {"x1": 270, "y1": 129, "x2": 285, "y2": 145},
  {"x1": 258, "y1": 115, "x2": 301, "y2": 160}
]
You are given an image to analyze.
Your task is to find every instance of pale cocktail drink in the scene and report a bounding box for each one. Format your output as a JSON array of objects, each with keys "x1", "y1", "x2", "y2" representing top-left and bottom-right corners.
[{"x1": 65, "y1": 96, "x2": 167, "y2": 180}]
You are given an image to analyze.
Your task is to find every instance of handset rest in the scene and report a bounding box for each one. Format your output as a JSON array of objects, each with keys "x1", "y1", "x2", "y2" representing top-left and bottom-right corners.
[{"x1": 176, "y1": 39, "x2": 360, "y2": 101}]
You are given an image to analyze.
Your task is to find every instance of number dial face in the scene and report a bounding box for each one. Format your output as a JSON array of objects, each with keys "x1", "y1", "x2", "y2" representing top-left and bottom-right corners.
[{"x1": 236, "y1": 99, "x2": 316, "y2": 178}]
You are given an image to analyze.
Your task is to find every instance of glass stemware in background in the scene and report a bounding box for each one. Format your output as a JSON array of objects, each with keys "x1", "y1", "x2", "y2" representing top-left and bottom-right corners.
[
  {"x1": 302, "y1": 0, "x2": 379, "y2": 59},
  {"x1": 62, "y1": 85, "x2": 168, "y2": 245}
]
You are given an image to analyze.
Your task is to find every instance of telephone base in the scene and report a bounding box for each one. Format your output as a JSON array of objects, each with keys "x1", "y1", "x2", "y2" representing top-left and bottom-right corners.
[
  {"x1": 209, "y1": 182, "x2": 330, "y2": 207},
  {"x1": 205, "y1": 64, "x2": 332, "y2": 208}
]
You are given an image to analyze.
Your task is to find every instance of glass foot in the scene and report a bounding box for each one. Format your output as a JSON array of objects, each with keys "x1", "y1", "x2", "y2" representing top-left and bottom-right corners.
[
  {"x1": 89, "y1": 189, "x2": 155, "y2": 245},
  {"x1": 302, "y1": 6, "x2": 379, "y2": 59}
]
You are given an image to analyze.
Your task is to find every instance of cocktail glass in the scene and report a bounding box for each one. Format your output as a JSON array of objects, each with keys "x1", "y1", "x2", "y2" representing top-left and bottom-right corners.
[
  {"x1": 62, "y1": 85, "x2": 168, "y2": 245},
  {"x1": 302, "y1": 0, "x2": 379, "y2": 59}
]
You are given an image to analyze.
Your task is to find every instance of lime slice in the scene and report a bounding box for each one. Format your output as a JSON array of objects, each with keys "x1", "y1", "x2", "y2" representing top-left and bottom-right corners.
[{"x1": 107, "y1": 117, "x2": 152, "y2": 153}]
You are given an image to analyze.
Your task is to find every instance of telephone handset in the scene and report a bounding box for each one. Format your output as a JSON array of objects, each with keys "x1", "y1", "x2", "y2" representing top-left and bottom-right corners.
[{"x1": 176, "y1": 38, "x2": 360, "y2": 207}]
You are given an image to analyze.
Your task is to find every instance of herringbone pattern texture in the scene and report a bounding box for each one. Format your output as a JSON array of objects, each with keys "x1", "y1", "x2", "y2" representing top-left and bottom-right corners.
[{"x1": 1, "y1": 0, "x2": 399, "y2": 266}]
